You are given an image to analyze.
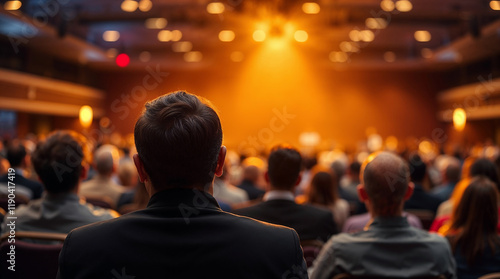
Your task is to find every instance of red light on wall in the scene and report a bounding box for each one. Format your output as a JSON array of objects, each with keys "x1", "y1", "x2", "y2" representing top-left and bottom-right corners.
[{"x1": 116, "y1": 53, "x2": 130, "y2": 67}]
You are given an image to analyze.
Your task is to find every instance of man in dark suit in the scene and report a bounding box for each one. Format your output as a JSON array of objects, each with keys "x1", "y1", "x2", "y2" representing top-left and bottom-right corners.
[
  {"x1": 57, "y1": 91, "x2": 308, "y2": 279},
  {"x1": 0, "y1": 140, "x2": 43, "y2": 199},
  {"x1": 404, "y1": 154, "x2": 441, "y2": 214},
  {"x1": 233, "y1": 146, "x2": 338, "y2": 242}
]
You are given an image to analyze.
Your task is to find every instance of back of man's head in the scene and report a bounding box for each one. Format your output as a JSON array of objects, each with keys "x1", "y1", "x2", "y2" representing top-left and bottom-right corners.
[
  {"x1": 6, "y1": 140, "x2": 27, "y2": 168},
  {"x1": 134, "y1": 91, "x2": 223, "y2": 190},
  {"x1": 409, "y1": 154, "x2": 426, "y2": 183},
  {"x1": 267, "y1": 146, "x2": 302, "y2": 191},
  {"x1": 94, "y1": 145, "x2": 119, "y2": 176},
  {"x1": 444, "y1": 163, "x2": 461, "y2": 184},
  {"x1": 32, "y1": 130, "x2": 90, "y2": 194},
  {"x1": 363, "y1": 152, "x2": 410, "y2": 216}
]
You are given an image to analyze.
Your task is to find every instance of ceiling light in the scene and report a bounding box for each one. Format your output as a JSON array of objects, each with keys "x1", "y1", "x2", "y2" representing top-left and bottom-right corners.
[
  {"x1": 79, "y1": 106, "x2": 93, "y2": 128},
  {"x1": 157, "y1": 30, "x2": 172, "y2": 42},
  {"x1": 207, "y1": 2, "x2": 225, "y2": 14},
  {"x1": 365, "y1": 18, "x2": 387, "y2": 29},
  {"x1": 116, "y1": 53, "x2": 130, "y2": 67},
  {"x1": 184, "y1": 51, "x2": 202, "y2": 62},
  {"x1": 145, "y1": 18, "x2": 167, "y2": 29},
  {"x1": 302, "y1": 2, "x2": 320, "y2": 14},
  {"x1": 490, "y1": 1, "x2": 500, "y2": 10},
  {"x1": 414, "y1": 30, "x2": 431, "y2": 42},
  {"x1": 172, "y1": 41, "x2": 193, "y2": 52},
  {"x1": 329, "y1": 51, "x2": 348, "y2": 63},
  {"x1": 139, "y1": 51, "x2": 151, "y2": 62},
  {"x1": 103, "y1": 30, "x2": 120, "y2": 42},
  {"x1": 340, "y1": 41, "x2": 359, "y2": 52},
  {"x1": 294, "y1": 30, "x2": 308, "y2": 42},
  {"x1": 380, "y1": 0, "x2": 394, "y2": 12},
  {"x1": 121, "y1": 0, "x2": 138, "y2": 12},
  {"x1": 253, "y1": 30, "x2": 266, "y2": 42},
  {"x1": 138, "y1": 0, "x2": 152, "y2": 12},
  {"x1": 219, "y1": 30, "x2": 235, "y2": 42},
  {"x1": 230, "y1": 51, "x2": 244, "y2": 62},
  {"x1": 4, "y1": 1, "x2": 22, "y2": 10},
  {"x1": 359, "y1": 30, "x2": 374, "y2": 42},
  {"x1": 171, "y1": 30, "x2": 182, "y2": 41},
  {"x1": 349, "y1": 30, "x2": 361, "y2": 42},
  {"x1": 384, "y1": 51, "x2": 396, "y2": 62},
  {"x1": 395, "y1": 0, "x2": 412, "y2": 12},
  {"x1": 453, "y1": 108, "x2": 466, "y2": 131},
  {"x1": 421, "y1": 48, "x2": 433, "y2": 59}
]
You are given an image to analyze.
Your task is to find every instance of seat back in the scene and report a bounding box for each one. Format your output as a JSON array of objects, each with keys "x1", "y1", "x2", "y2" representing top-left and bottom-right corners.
[
  {"x1": 300, "y1": 239, "x2": 324, "y2": 268},
  {"x1": 0, "y1": 231, "x2": 66, "y2": 279},
  {"x1": 405, "y1": 209, "x2": 435, "y2": 230}
]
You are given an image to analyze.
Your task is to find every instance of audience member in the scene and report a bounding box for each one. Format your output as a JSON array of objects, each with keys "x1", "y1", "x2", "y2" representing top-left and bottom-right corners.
[
  {"x1": 237, "y1": 158, "x2": 266, "y2": 200},
  {"x1": 57, "y1": 91, "x2": 308, "y2": 279},
  {"x1": 446, "y1": 177, "x2": 500, "y2": 279},
  {"x1": 304, "y1": 167, "x2": 349, "y2": 229},
  {"x1": 404, "y1": 154, "x2": 441, "y2": 214},
  {"x1": 234, "y1": 146, "x2": 338, "y2": 242},
  {"x1": 213, "y1": 162, "x2": 249, "y2": 205},
  {"x1": 0, "y1": 131, "x2": 116, "y2": 235},
  {"x1": 0, "y1": 140, "x2": 44, "y2": 199},
  {"x1": 431, "y1": 158, "x2": 461, "y2": 202},
  {"x1": 340, "y1": 161, "x2": 361, "y2": 202},
  {"x1": 343, "y1": 211, "x2": 422, "y2": 233},
  {"x1": 117, "y1": 159, "x2": 138, "y2": 189},
  {"x1": 79, "y1": 144, "x2": 126, "y2": 208},
  {"x1": 311, "y1": 152, "x2": 456, "y2": 279}
]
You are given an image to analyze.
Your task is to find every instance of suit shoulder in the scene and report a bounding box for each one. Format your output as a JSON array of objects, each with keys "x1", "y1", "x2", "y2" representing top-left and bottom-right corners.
[{"x1": 225, "y1": 211, "x2": 297, "y2": 235}]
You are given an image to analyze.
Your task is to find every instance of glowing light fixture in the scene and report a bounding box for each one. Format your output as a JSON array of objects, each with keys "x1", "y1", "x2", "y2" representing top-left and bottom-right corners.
[
  {"x1": 172, "y1": 41, "x2": 193, "y2": 52},
  {"x1": 453, "y1": 108, "x2": 466, "y2": 131},
  {"x1": 359, "y1": 30, "x2": 374, "y2": 42},
  {"x1": 385, "y1": 136, "x2": 398, "y2": 151},
  {"x1": 395, "y1": 0, "x2": 413, "y2": 12},
  {"x1": 329, "y1": 51, "x2": 348, "y2": 63},
  {"x1": 4, "y1": 1, "x2": 22, "y2": 10},
  {"x1": 421, "y1": 48, "x2": 433, "y2": 59},
  {"x1": 219, "y1": 30, "x2": 235, "y2": 42},
  {"x1": 380, "y1": 0, "x2": 395, "y2": 11},
  {"x1": 491, "y1": 1, "x2": 500, "y2": 10},
  {"x1": 138, "y1": 0, "x2": 152, "y2": 12},
  {"x1": 365, "y1": 18, "x2": 387, "y2": 29},
  {"x1": 207, "y1": 2, "x2": 225, "y2": 14},
  {"x1": 103, "y1": 30, "x2": 120, "y2": 42},
  {"x1": 184, "y1": 51, "x2": 202, "y2": 62},
  {"x1": 384, "y1": 51, "x2": 396, "y2": 62},
  {"x1": 302, "y1": 2, "x2": 320, "y2": 14},
  {"x1": 145, "y1": 18, "x2": 167, "y2": 29},
  {"x1": 171, "y1": 30, "x2": 182, "y2": 41},
  {"x1": 414, "y1": 30, "x2": 431, "y2": 42},
  {"x1": 253, "y1": 30, "x2": 266, "y2": 42},
  {"x1": 340, "y1": 41, "x2": 359, "y2": 52},
  {"x1": 158, "y1": 30, "x2": 172, "y2": 42},
  {"x1": 121, "y1": 0, "x2": 138, "y2": 12},
  {"x1": 294, "y1": 30, "x2": 308, "y2": 42},
  {"x1": 349, "y1": 30, "x2": 361, "y2": 42},
  {"x1": 79, "y1": 106, "x2": 93, "y2": 128},
  {"x1": 230, "y1": 51, "x2": 244, "y2": 62},
  {"x1": 115, "y1": 53, "x2": 130, "y2": 67}
]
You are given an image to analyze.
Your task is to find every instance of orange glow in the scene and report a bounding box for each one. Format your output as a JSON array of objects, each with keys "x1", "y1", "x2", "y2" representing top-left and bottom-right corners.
[
  {"x1": 79, "y1": 106, "x2": 93, "y2": 128},
  {"x1": 453, "y1": 108, "x2": 466, "y2": 131},
  {"x1": 395, "y1": 0, "x2": 413, "y2": 12},
  {"x1": 294, "y1": 30, "x2": 308, "y2": 42},
  {"x1": 380, "y1": 0, "x2": 395, "y2": 12},
  {"x1": 207, "y1": 2, "x2": 225, "y2": 14},
  {"x1": 4, "y1": 1, "x2": 21, "y2": 10},
  {"x1": 219, "y1": 30, "x2": 235, "y2": 42},
  {"x1": 253, "y1": 30, "x2": 266, "y2": 42},
  {"x1": 121, "y1": 0, "x2": 138, "y2": 12},
  {"x1": 302, "y1": 2, "x2": 320, "y2": 14},
  {"x1": 491, "y1": 1, "x2": 500, "y2": 10},
  {"x1": 414, "y1": 30, "x2": 431, "y2": 42}
]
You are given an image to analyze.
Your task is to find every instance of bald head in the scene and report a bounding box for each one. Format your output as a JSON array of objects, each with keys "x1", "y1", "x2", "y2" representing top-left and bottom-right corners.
[{"x1": 361, "y1": 152, "x2": 411, "y2": 216}]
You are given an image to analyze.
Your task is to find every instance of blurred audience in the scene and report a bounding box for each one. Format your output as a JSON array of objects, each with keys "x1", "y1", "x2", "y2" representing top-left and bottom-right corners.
[
  {"x1": 404, "y1": 154, "x2": 441, "y2": 214},
  {"x1": 0, "y1": 140, "x2": 43, "y2": 200},
  {"x1": 237, "y1": 157, "x2": 266, "y2": 200},
  {"x1": 234, "y1": 145, "x2": 338, "y2": 242},
  {"x1": 431, "y1": 157, "x2": 461, "y2": 202},
  {"x1": 79, "y1": 144, "x2": 125, "y2": 208},
  {"x1": 311, "y1": 152, "x2": 455, "y2": 279},
  {"x1": 213, "y1": 162, "x2": 249, "y2": 205},
  {"x1": 445, "y1": 177, "x2": 500, "y2": 279},
  {"x1": 0, "y1": 131, "x2": 116, "y2": 235}
]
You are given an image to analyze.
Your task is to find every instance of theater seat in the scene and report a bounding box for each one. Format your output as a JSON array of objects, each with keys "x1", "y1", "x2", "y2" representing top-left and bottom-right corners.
[
  {"x1": 300, "y1": 239, "x2": 324, "y2": 268},
  {"x1": 0, "y1": 231, "x2": 66, "y2": 279}
]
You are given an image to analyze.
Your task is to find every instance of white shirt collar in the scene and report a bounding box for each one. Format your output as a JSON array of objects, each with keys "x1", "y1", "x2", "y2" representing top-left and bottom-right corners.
[{"x1": 263, "y1": 190, "x2": 295, "y2": 202}]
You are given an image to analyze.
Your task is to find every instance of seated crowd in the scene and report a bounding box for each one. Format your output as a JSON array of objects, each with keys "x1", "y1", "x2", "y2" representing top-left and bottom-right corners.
[{"x1": 0, "y1": 91, "x2": 499, "y2": 279}]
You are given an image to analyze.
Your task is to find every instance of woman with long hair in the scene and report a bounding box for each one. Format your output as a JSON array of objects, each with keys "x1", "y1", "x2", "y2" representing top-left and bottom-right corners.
[
  {"x1": 305, "y1": 167, "x2": 350, "y2": 228},
  {"x1": 446, "y1": 176, "x2": 500, "y2": 278}
]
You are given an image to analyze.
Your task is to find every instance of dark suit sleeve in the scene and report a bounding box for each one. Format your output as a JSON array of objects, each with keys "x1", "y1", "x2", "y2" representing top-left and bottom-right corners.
[
  {"x1": 57, "y1": 231, "x2": 73, "y2": 279},
  {"x1": 286, "y1": 229, "x2": 309, "y2": 279},
  {"x1": 320, "y1": 212, "x2": 338, "y2": 242},
  {"x1": 310, "y1": 237, "x2": 337, "y2": 279}
]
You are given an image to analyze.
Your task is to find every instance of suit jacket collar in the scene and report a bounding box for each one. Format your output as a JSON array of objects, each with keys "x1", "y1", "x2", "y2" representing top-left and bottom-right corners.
[{"x1": 147, "y1": 188, "x2": 222, "y2": 211}]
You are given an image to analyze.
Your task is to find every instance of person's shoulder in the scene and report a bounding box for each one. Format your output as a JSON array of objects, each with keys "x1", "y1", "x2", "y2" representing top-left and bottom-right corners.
[
  {"x1": 225, "y1": 210, "x2": 296, "y2": 233},
  {"x1": 301, "y1": 203, "x2": 335, "y2": 217}
]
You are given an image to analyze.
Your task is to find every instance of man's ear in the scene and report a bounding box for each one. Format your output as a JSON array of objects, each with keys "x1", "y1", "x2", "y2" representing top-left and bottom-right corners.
[
  {"x1": 133, "y1": 154, "x2": 149, "y2": 183},
  {"x1": 214, "y1": 146, "x2": 227, "y2": 177},
  {"x1": 404, "y1": 182, "x2": 415, "y2": 201},
  {"x1": 79, "y1": 163, "x2": 88, "y2": 181},
  {"x1": 294, "y1": 173, "x2": 302, "y2": 186},
  {"x1": 264, "y1": 171, "x2": 270, "y2": 183},
  {"x1": 357, "y1": 184, "x2": 369, "y2": 202}
]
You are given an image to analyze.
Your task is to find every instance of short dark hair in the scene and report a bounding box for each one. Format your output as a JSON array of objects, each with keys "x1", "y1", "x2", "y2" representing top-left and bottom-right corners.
[
  {"x1": 470, "y1": 158, "x2": 500, "y2": 189},
  {"x1": 32, "y1": 130, "x2": 90, "y2": 194},
  {"x1": 267, "y1": 146, "x2": 302, "y2": 190},
  {"x1": 409, "y1": 154, "x2": 426, "y2": 183},
  {"x1": 134, "y1": 91, "x2": 223, "y2": 189},
  {"x1": 6, "y1": 140, "x2": 27, "y2": 167}
]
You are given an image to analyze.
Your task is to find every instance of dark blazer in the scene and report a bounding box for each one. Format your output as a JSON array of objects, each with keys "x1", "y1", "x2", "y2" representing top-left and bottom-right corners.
[
  {"x1": 0, "y1": 173, "x2": 43, "y2": 199},
  {"x1": 237, "y1": 179, "x2": 265, "y2": 200},
  {"x1": 233, "y1": 199, "x2": 338, "y2": 242},
  {"x1": 57, "y1": 188, "x2": 308, "y2": 279},
  {"x1": 404, "y1": 183, "x2": 441, "y2": 214}
]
